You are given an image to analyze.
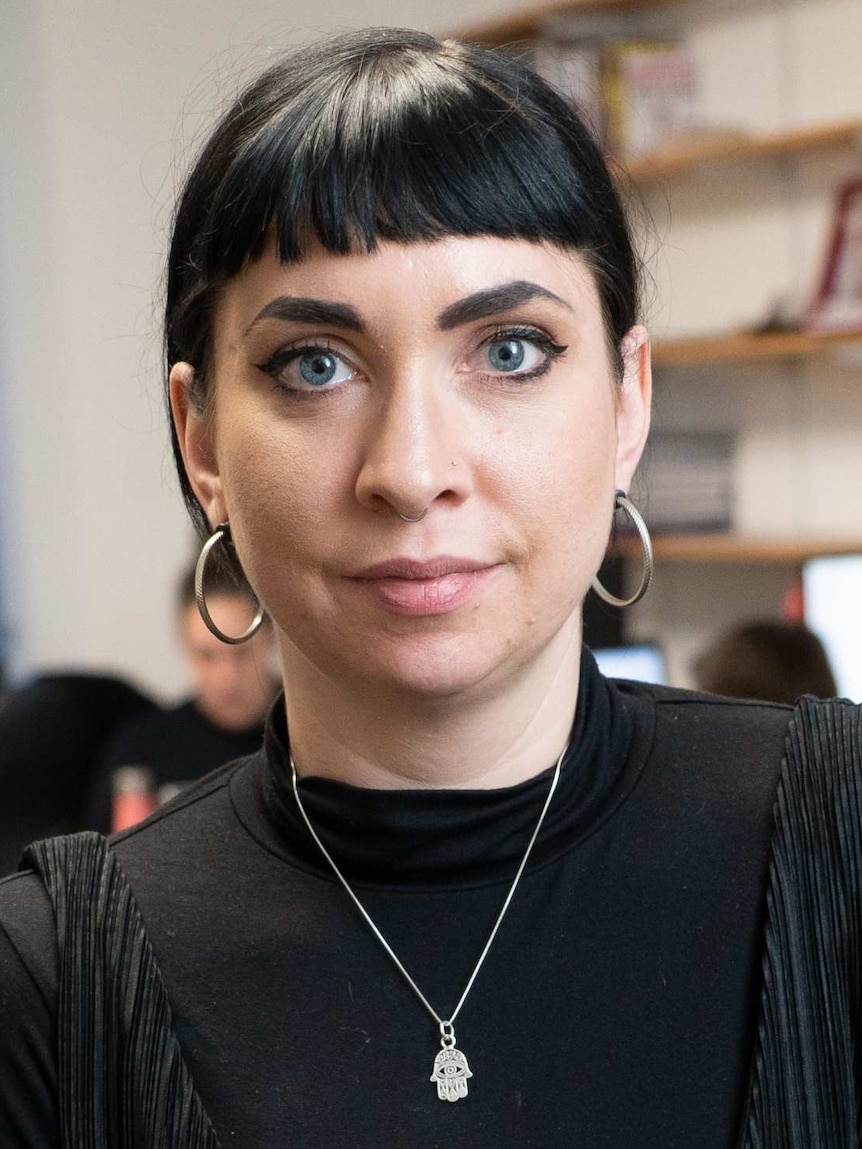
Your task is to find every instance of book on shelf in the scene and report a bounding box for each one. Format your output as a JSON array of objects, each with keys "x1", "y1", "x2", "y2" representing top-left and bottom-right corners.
[
  {"x1": 530, "y1": 34, "x2": 698, "y2": 159},
  {"x1": 805, "y1": 177, "x2": 862, "y2": 333},
  {"x1": 630, "y1": 430, "x2": 736, "y2": 534},
  {"x1": 604, "y1": 40, "x2": 698, "y2": 159}
]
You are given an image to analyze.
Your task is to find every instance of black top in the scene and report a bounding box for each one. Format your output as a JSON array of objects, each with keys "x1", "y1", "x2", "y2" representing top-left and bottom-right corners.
[{"x1": 0, "y1": 651, "x2": 793, "y2": 1148}]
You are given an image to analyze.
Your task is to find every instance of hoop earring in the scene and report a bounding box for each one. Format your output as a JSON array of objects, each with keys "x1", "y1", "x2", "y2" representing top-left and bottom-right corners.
[
  {"x1": 591, "y1": 491, "x2": 654, "y2": 608},
  {"x1": 194, "y1": 523, "x2": 265, "y2": 644}
]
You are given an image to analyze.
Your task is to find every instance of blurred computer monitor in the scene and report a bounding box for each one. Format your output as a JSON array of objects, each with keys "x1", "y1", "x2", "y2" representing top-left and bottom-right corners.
[
  {"x1": 803, "y1": 553, "x2": 862, "y2": 703},
  {"x1": 593, "y1": 643, "x2": 667, "y2": 686}
]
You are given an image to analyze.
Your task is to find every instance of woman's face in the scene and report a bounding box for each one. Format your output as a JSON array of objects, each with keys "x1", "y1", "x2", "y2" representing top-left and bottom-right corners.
[{"x1": 172, "y1": 236, "x2": 650, "y2": 702}]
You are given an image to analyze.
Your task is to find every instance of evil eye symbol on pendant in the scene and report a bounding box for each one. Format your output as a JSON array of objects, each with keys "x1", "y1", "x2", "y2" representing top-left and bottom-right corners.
[{"x1": 430, "y1": 1047, "x2": 473, "y2": 1102}]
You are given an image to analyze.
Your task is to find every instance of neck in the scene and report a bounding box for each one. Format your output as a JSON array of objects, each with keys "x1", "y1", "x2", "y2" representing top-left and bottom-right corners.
[{"x1": 279, "y1": 622, "x2": 581, "y2": 790}]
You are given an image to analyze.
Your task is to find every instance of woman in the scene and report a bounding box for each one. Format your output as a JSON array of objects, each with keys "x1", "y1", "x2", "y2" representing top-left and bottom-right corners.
[{"x1": 0, "y1": 28, "x2": 859, "y2": 1149}]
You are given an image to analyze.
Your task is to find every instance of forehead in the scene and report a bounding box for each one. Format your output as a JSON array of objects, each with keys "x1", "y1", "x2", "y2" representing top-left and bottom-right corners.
[{"x1": 214, "y1": 235, "x2": 603, "y2": 341}]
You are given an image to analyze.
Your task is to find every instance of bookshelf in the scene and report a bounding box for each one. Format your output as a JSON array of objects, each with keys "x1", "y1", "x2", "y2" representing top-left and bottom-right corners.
[
  {"x1": 611, "y1": 534, "x2": 862, "y2": 564},
  {"x1": 625, "y1": 118, "x2": 862, "y2": 183},
  {"x1": 652, "y1": 328, "x2": 862, "y2": 368}
]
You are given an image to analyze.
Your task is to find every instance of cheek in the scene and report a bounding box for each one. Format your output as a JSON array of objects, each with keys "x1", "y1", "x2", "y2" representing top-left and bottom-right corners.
[
  {"x1": 514, "y1": 409, "x2": 618, "y2": 633},
  {"x1": 215, "y1": 414, "x2": 348, "y2": 590},
  {"x1": 489, "y1": 385, "x2": 617, "y2": 543}
]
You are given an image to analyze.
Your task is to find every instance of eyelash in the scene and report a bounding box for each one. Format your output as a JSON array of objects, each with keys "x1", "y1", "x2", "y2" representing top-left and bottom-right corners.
[
  {"x1": 256, "y1": 339, "x2": 348, "y2": 399},
  {"x1": 256, "y1": 327, "x2": 568, "y2": 397},
  {"x1": 480, "y1": 326, "x2": 568, "y2": 382}
]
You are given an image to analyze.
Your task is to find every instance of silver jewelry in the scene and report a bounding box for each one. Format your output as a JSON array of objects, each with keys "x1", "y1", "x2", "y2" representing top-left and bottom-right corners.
[
  {"x1": 398, "y1": 508, "x2": 427, "y2": 522},
  {"x1": 290, "y1": 739, "x2": 568, "y2": 1101},
  {"x1": 591, "y1": 490, "x2": 654, "y2": 608},
  {"x1": 194, "y1": 522, "x2": 265, "y2": 644}
]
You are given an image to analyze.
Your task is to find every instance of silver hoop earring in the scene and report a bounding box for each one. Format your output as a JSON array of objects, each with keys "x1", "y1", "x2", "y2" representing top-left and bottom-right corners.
[
  {"x1": 591, "y1": 491, "x2": 654, "y2": 608},
  {"x1": 194, "y1": 523, "x2": 265, "y2": 644}
]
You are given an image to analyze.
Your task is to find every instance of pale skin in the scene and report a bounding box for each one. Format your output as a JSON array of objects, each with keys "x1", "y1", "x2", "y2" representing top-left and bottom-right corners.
[{"x1": 171, "y1": 235, "x2": 651, "y2": 790}]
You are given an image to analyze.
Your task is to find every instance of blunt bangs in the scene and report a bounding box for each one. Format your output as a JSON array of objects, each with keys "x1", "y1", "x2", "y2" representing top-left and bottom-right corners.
[
  {"x1": 167, "y1": 30, "x2": 636, "y2": 371},
  {"x1": 215, "y1": 52, "x2": 605, "y2": 265}
]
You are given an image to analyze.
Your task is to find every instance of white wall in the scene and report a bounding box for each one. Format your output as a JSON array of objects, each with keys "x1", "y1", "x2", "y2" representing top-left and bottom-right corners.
[
  {"x1": 1, "y1": 0, "x2": 860, "y2": 697},
  {"x1": 0, "y1": 0, "x2": 513, "y2": 698}
]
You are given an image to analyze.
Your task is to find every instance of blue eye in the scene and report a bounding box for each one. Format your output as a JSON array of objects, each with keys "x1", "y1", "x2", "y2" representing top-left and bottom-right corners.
[
  {"x1": 258, "y1": 344, "x2": 356, "y2": 394},
  {"x1": 479, "y1": 329, "x2": 567, "y2": 380},
  {"x1": 299, "y1": 351, "x2": 339, "y2": 387},
  {"x1": 488, "y1": 339, "x2": 526, "y2": 372}
]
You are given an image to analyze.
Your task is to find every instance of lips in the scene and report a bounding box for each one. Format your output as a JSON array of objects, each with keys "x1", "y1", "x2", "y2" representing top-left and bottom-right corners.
[
  {"x1": 348, "y1": 556, "x2": 498, "y2": 616},
  {"x1": 353, "y1": 556, "x2": 495, "y2": 580}
]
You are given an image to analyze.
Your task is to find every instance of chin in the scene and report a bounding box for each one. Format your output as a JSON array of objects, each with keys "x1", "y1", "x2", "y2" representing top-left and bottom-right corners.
[{"x1": 343, "y1": 631, "x2": 529, "y2": 701}]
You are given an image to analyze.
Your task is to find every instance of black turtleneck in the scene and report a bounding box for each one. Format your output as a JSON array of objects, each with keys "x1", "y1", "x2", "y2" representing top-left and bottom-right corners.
[{"x1": 0, "y1": 651, "x2": 793, "y2": 1148}]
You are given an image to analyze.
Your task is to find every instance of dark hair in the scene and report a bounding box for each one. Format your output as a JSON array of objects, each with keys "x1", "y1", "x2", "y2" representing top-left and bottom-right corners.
[
  {"x1": 165, "y1": 27, "x2": 641, "y2": 539},
  {"x1": 692, "y1": 621, "x2": 837, "y2": 704}
]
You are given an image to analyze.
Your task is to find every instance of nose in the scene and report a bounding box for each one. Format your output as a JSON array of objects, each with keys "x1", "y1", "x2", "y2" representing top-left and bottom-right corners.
[{"x1": 354, "y1": 372, "x2": 471, "y2": 520}]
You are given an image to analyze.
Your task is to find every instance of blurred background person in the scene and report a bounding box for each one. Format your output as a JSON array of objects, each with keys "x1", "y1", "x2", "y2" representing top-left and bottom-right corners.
[
  {"x1": 88, "y1": 560, "x2": 278, "y2": 831},
  {"x1": 0, "y1": 673, "x2": 156, "y2": 876},
  {"x1": 692, "y1": 620, "x2": 837, "y2": 704}
]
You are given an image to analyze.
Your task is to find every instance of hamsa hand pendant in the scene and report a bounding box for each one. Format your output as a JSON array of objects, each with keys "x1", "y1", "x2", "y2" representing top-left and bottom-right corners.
[{"x1": 430, "y1": 1045, "x2": 473, "y2": 1102}]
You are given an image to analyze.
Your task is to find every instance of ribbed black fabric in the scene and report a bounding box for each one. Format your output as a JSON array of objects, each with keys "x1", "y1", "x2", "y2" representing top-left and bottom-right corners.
[
  {"x1": 741, "y1": 697, "x2": 862, "y2": 1148},
  {"x1": 22, "y1": 833, "x2": 220, "y2": 1149}
]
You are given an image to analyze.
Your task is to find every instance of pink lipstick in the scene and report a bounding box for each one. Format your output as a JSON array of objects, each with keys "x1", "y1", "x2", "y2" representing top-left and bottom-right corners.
[{"x1": 349, "y1": 556, "x2": 498, "y2": 616}]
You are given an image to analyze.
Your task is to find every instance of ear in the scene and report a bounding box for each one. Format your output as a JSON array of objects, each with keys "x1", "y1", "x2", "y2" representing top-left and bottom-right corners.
[
  {"x1": 169, "y1": 362, "x2": 227, "y2": 528},
  {"x1": 613, "y1": 325, "x2": 652, "y2": 494}
]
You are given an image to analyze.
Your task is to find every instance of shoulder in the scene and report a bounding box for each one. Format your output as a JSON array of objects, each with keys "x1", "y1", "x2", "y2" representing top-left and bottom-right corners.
[
  {"x1": 96, "y1": 753, "x2": 272, "y2": 965},
  {"x1": 647, "y1": 681, "x2": 793, "y2": 742},
  {"x1": 780, "y1": 695, "x2": 862, "y2": 814},
  {"x1": 787, "y1": 692, "x2": 862, "y2": 745},
  {"x1": 616, "y1": 678, "x2": 794, "y2": 746},
  {"x1": 109, "y1": 752, "x2": 248, "y2": 844},
  {"x1": 613, "y1": 678, "x2": 795, "y2": 810},
  {"x1": 107, "y1": 753, "x2": 260, "y2": 889}
]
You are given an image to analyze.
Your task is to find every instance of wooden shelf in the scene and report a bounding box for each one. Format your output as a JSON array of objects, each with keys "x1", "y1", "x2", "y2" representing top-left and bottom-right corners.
[
  {"x1": 454, "y1": 0, "x2": 681, "y2": 47},
  {"x1": 651, "y1": 327, "x2": 862, "y2": 368},
  {"x1": 625, "y1": 119, "x2": 862, "y2": 182},
  {"x1": 611, "y1": 534, "x2": 862, "y2": 563}
]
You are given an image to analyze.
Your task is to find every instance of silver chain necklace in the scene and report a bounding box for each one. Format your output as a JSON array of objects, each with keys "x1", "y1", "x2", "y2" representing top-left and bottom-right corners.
[{"x1": 289, "y1": 741, "x2": 567, "y2": 1102}]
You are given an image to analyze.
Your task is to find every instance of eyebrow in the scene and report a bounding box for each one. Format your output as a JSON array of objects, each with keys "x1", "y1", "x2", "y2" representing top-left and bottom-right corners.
[
  {"x1": 244, "y1": 279, "x2": 571, "y2": 340},
  {"x1": 436, "y1": 281, "x2": 572, "y2": 330},
  {"x1": 245, "y1": 296, "x2": 365, "y2": 337}
]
